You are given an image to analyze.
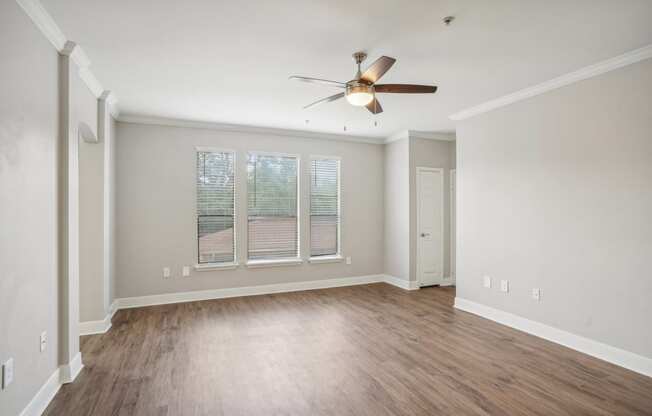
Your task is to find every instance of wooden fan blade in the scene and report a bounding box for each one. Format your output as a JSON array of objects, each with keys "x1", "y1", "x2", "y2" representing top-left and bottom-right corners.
[
  {"x1": 366, "y1": 97, "x2": 383, "y2": 114},
  {"x1": 303, "y1": 92, "x2": 345, "y2": 109},
  {"x1": 360, "y1": 56, "x2": 396, "y2": 83},
  {"x1": 289, "y1": 76, "x2": 346, "y2": 88},
  {"x1": 375, "y1": 84, "x2": 437, "y2": 94}
]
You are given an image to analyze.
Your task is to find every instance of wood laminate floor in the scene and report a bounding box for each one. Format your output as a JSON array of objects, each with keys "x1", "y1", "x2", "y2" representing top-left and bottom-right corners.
[{"x1": 45, "y1": 284, "x2": 652, "y2": 415}]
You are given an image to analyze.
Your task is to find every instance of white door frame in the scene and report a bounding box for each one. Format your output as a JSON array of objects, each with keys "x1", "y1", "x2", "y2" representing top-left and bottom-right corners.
[
  {"x1": 416, "y1": 167, "x2": 445, "y2": 287},
  {"x1": 450, "y1": 169, "x2": 456, "y2": 283}
]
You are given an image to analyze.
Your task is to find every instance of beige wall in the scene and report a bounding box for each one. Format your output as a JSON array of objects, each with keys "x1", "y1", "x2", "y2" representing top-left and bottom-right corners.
[
  {"x1": 383, "y1": 138, "x2": 410, "y2": 281},
  {"x1": 115, "y1": 122, "x2": 385, "y2": 298},
  {"x1": 0, "y1": 2, "x2": 59, "y2": 414},
  {"x1": 409, "y1": 137, "x2": 456, "y2": 282},
  {"x1": 456, "y1": 58, "x2": 652, "y2": 358}
]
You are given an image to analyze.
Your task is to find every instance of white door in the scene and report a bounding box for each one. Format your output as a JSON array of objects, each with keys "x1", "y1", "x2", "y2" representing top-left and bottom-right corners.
[
  {"x1": 417, "y1": 168, "x2": 444, "y2": 286},
  {"x1": 450, "y1": 169, "x2": 456, "y2": 280}
]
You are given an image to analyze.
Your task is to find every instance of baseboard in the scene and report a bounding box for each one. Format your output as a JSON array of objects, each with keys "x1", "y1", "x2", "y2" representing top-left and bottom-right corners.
[
  {"x1": 59, "y1": 352, "x2": 84, "y2": 384},
  {"x1": 18, "y1": 352, "x2": 86, "y2": 415},
  {"x1": 116, "y1": 274, "x2": 386, "y2": 309},
  {"x1": 79, "y1": 316, "x2": 111, "y2": 336},
  {"x1": 454, "y1": 297, "x2": 652, "y2": 378},
  {"x1": 18, "y1": 368, "x2": 61, "y2": 416},
  {"x1": 382, "y1": 275, "x2": 420, "y2": 290},
  {"x1": 79, "y1": 300, "x2": 119, "y2": 335}
]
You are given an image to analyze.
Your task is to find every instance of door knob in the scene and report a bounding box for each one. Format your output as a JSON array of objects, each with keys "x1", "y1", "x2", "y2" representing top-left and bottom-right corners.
[{"x1": 421, "y1": 233, "x2": 430, "y2": 237}]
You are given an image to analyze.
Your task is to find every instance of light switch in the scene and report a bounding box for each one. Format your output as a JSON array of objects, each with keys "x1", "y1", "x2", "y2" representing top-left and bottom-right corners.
[
  {"x1": 532, "y1": 288, "x2": 541, "y2": 301},
  {"x1": 2, "y1": 358, "x2": 14, "y2": 389},
  {"x1": 500, "y1": 280, "x2": 509, "y2": 293},
  {"x1": 163, "y1": 267, "x2": 171, "y2": 279},
  {"x1": 182, "y1": 266, "x2": 190, "y2": 277},
  {"x1": 483, "y1": 275, "x2": 491, "y2": 288}
]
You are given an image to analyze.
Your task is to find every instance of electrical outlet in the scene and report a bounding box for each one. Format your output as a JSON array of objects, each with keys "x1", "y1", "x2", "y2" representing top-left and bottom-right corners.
[
  {"x1": 2, "y1": 358, "x2": 14, "y2": 389},
  {"x1": 40, "y1": 331, "x2": 47, "y2": 352},
  {"x1": 500, "y1": 280, "x2": 509, "y2": 293},
  {"x1": 532, "y1": 288, "x2": 541, "y2": 301},
  {"x1": 483, "y1": 275, "x2": 491, "y2": 288},
  {"x1": 163, "y1": 267, "x2": 171, "y2": 279},
  {"x1": 182, "y1": 266, "x2": 190, "y2": 277},
  {"x1": 345, "y1": 257, "x2": 352, "y2": 265}
]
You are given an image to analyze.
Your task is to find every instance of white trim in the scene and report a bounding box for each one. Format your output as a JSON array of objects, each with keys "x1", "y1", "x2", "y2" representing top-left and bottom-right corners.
[
  {"x1": 106, "y1": 93, "x2": 119, "y2": 119},
  {"x1": 449, "y1": 44, "x2": 652, "y2": 121},
  {"x1": 18, "y1": 368, "x2": 61, "y2": 416},
  {"x1": 416, "y1": 167, "x2": 445, "y2": 287},
  {"x1": 382, "y1": 275, "x2": 420, "y2": 291},
  {"x1": 247, "y1": 153, "x2": 301, "y2": 261},
  {"x1": 245, "y1": 258, "x2": 304, "y2": 268},
  {"x1": 59, "y1": 352, "x2": 83, "y2": 384},
  {"x1": 15, "y1": 0, "x2": 66, "y2": 50},
  {"x1": 79, "y1": 315, "x2": 112, "y2": 336},
  {"x1": 16, "y1": 0, "x2": 120, "y2": 105},
  {"x1": 309, "y1": 156, "x2": 342, "y2": 259},
  {"x1": 454, "y1": 297, "x2": 652, "y2": 378},
  {"x1": 78, "y1": 67, "x2": 104, "y2": 98},
  {"x1": 439, "y1": 278, "x2": 455, "y2": 286},
  {"x1": 385, "y1": 130, "x2": 410, "y2": 144},
  {"x1": 196, "y1": 148, "x2": 237, "y2": 266},
  {"x1": 78, "y1": 300, "x2": 118, "y2": 336},
  {"x1": 308, "y1": 255, "x2": 344, "y2": 264},
  {"x1": 115, "y1": 274, "x2": 385, "y2": 309},
  {"x1": 117, "y1": 114, "x2": 383, "y2": 145},
  {"x1": 195, "y1": 145, "x2": 237, "y2": 153},
  {"x1": 409, "y1": 131, "x2": 456, "y2": 142},
  {"x1": 194, "y1": 262, "x2": 239, "y2": 271},
  {"x1": 449, "y1": 169, "x2": 456, "y2": 283},
  {"x1": 384, "y1": 130, "x2": 456, "y2": 144},
  {"x1": 310, "y1": 154, "x2": 342, "y2": 161}
]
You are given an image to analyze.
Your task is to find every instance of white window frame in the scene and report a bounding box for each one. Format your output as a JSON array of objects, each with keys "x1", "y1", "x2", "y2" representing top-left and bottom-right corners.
[
  {"x1": 308, "y1": 155, "x2": 342, "y2": 262},
  {"x1": 194, "y1": 146, "x2": 238, "y2": 270},
  {"x1": 245, "y1": 151, "x2": 301, "y2": 267}
]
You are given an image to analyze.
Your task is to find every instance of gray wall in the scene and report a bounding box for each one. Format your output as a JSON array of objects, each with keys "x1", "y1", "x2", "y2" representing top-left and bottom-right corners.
[
  {"x1": 456, "y1": 58, "x2": 652, "y2": 358},
  {"x1": 409, "y1": 137, "x2": 456, "y2": 281},
  {"x1": 0, "y1": 2, "x2": 59, "y2": 414},
  {"x1": 108, "y1": 116, "x2": 117, "y2": 306},
  {"x1": 79, "y1": 100, "x2": 102, "y2": 323},
  {"x1": 383, "y1": 138, "x2": 410, "y2": 281},
  {"x1": 115, "y1": 122, "x2": 385, "y2": 298}
]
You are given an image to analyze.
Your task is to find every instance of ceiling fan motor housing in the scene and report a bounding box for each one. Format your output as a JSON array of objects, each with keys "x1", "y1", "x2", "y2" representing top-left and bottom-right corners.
[{"x1": 345, "y1": 80, "x2": 374, "y2": 106}]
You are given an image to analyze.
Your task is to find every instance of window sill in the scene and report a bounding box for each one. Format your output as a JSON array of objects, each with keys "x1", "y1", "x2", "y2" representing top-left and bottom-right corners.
[
  {"x1": 308, "y1": 255, "x2": 344, "y2": 264},
  {"x1": 246, "y1": 258, "x2": 304, "y2": 269},
  {"x1": 194, "y1": 262, "x2": 239, "y2": 271}
]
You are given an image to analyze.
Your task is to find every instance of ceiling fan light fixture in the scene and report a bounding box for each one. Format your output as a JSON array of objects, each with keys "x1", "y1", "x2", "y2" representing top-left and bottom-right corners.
[{"x1": 345, "y1": 84, "x2": 374, "y2": 106}]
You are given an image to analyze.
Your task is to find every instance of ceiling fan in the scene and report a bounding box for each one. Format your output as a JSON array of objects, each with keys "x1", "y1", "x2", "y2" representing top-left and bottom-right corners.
[{"x1": 289, "y1": 52, "x2": 437, "y2": 114}]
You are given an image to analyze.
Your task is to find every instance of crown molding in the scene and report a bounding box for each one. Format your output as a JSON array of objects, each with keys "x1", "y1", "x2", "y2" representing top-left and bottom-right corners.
[
  {"x1": 116, "y1": 114, "x2": 385, "y2": 145},
  {"x1": 100, "y1": 91, "x2": 120, "y2": 119},
  {"x1": 16, "y1": 0, "x2": 66, "y2": 50},
  {"x1": 16, "y1": 0, "x2": 119, "y2": 107},
  {"x1": 385, "y1": 130, "x2": 410, "y2": 144},
  {"x1": 450, "y1": 44, "x2": 652, "y2": 121},
  {"x1": 409, "y1": 130, "x2": 456, "y2": 142},
  {"x1": 385, "y1": 129, "x2": 455, "y2": 144}
]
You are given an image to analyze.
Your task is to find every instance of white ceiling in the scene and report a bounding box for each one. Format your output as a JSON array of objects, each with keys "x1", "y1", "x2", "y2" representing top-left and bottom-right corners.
[{"x1": 42, "y1": 0, "x2": 652, "y2": 139}]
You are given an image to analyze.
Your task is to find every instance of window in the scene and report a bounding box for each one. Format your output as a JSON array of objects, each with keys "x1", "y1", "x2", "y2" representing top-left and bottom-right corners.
[
  {"x1": 196, "y1": 150, "x2": 235, "y2": 264},
  {"x1": 247, "y1": 153, "x2": 299, "y2": 260},
  {"x1": 310, "y1": 157, "x2": 340, "y2": 257}
]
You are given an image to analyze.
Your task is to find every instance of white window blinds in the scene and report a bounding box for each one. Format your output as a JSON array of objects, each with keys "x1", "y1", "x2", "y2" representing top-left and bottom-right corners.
[
  {"x1": 247, "y1": 154, "x2": 299, "y2": 260},
  {"x1": 310, "y1": 158, "x2": 340, "y2": 257},
  {"x1": 196, "y1": 150, "x2": 235, "y2": 264}
]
